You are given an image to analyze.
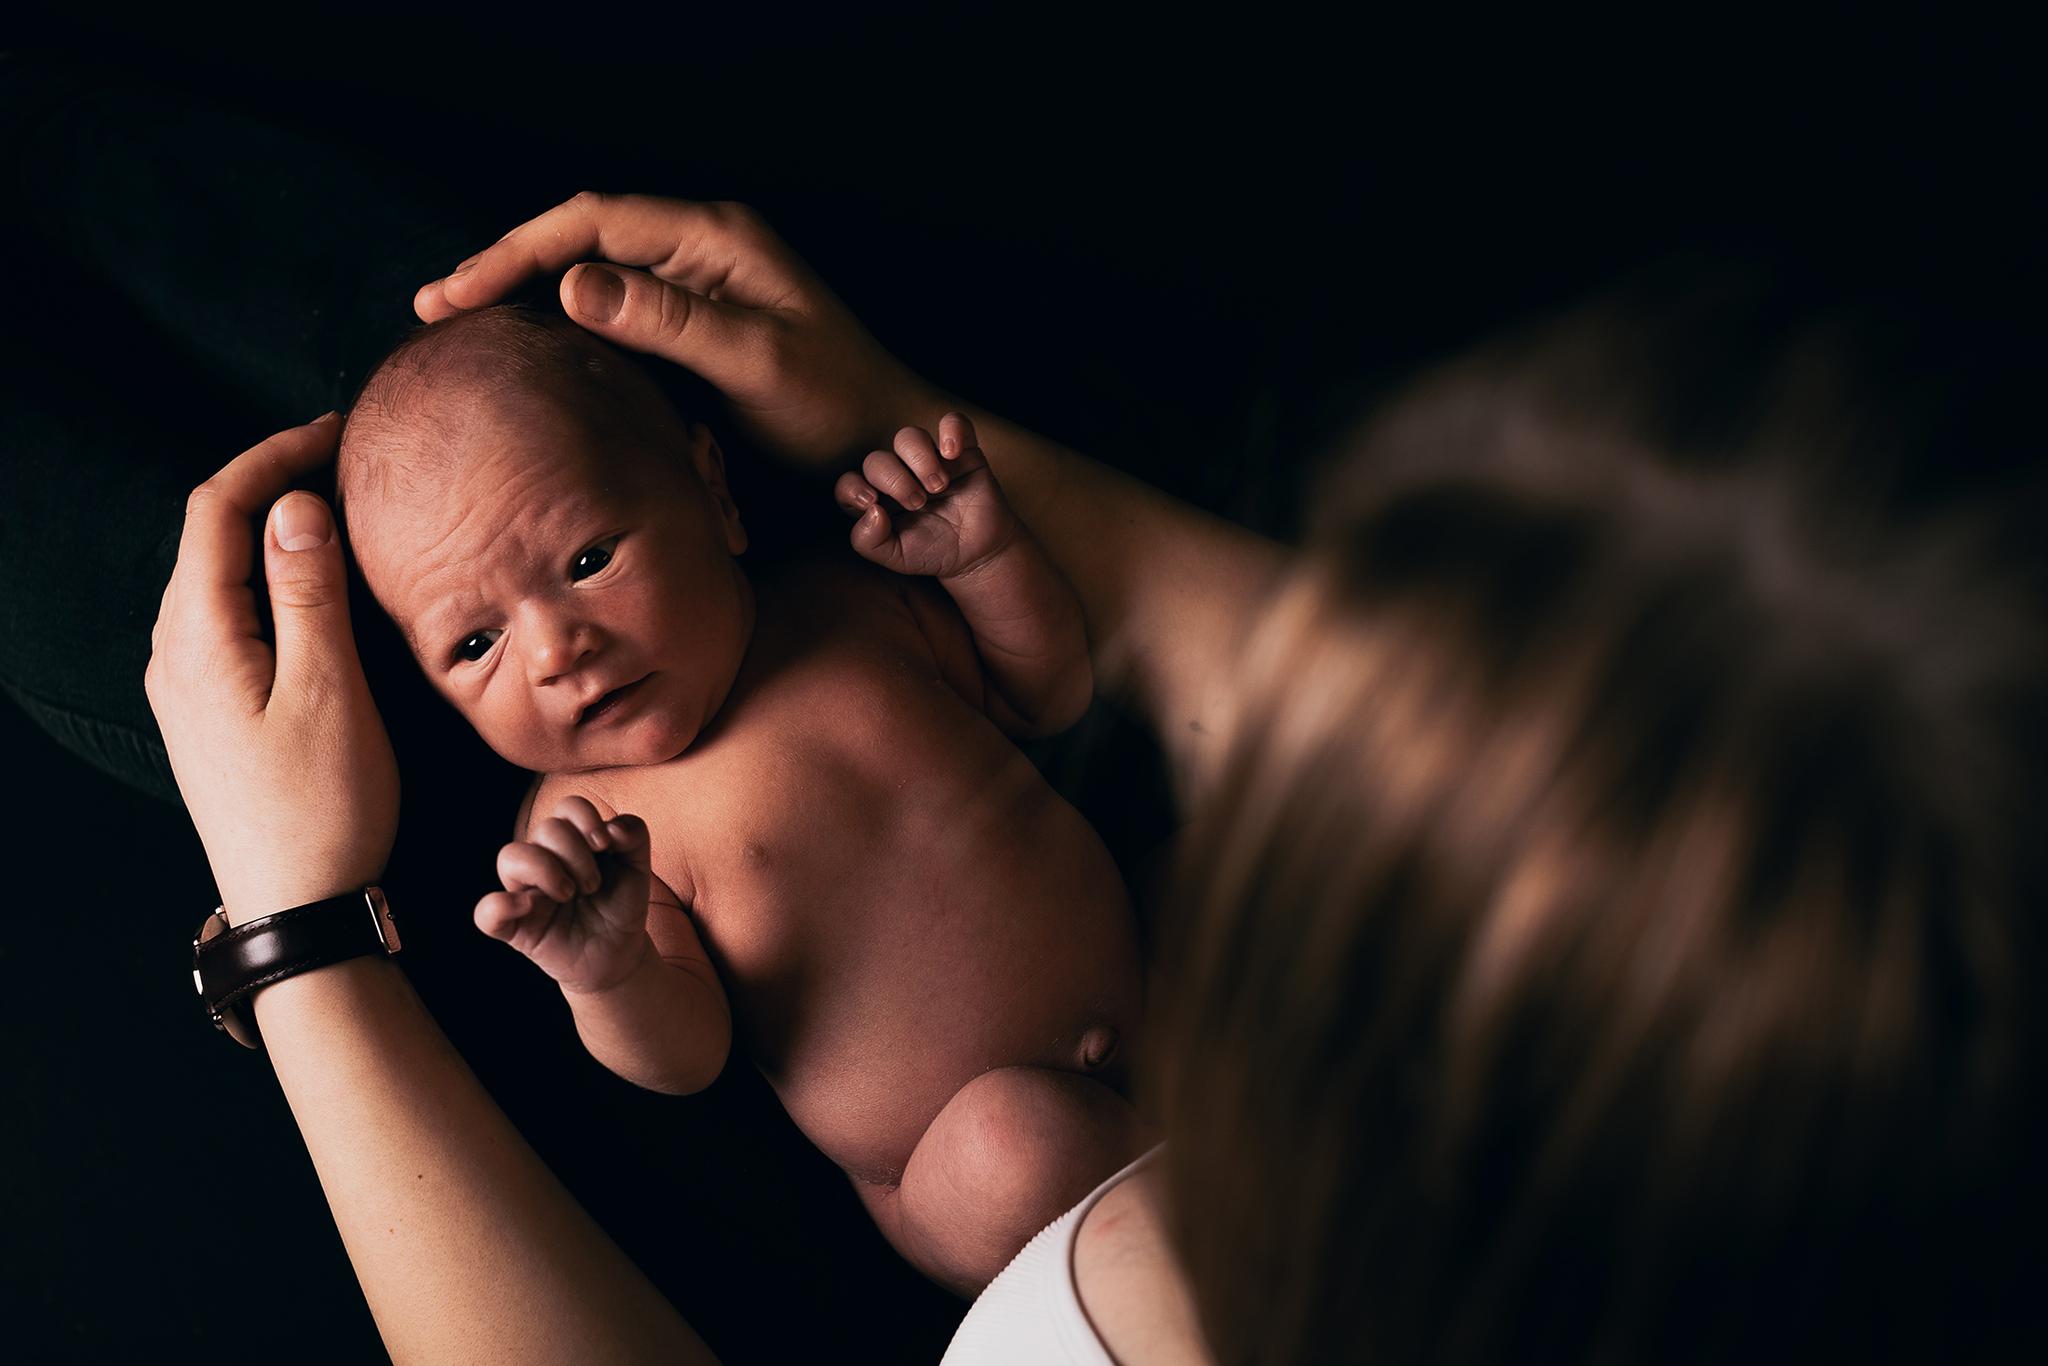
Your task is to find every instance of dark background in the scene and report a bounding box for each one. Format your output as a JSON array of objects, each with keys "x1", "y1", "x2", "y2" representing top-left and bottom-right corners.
[{"x1": 4, "y1": 6, "x2": 2040, "y2": 1363}]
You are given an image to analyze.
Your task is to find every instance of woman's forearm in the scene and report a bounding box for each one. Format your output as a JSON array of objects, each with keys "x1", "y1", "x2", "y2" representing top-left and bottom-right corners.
[
  {"x1": 251, "y1": 955, "x2": 716, "y2": 1366},
  {"x1": 945, "y1": 401, "x2": 1288, "y2": 807}
]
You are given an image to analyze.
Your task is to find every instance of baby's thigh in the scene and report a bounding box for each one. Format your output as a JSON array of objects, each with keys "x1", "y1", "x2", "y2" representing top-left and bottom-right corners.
[{"x1": 866, "y1": 1065, "x2": 1147, "y2": 1294}]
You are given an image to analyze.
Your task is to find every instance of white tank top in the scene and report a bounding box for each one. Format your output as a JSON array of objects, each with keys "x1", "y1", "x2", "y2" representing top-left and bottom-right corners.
[{"x1": 940, "y1": 1145, "x2": 1166, "y2": 1365}]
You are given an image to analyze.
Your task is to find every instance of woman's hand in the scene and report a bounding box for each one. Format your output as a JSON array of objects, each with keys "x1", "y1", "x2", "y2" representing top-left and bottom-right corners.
[
  {"x1": 145, "y1": 415, "x2": 399, "y2": 925},
  {"x1": 421, "y1": 192, "x2": 1285, "y2": 811},
  {"x1": 416, "y1": 191, "x2": 939, "y2": 467}
]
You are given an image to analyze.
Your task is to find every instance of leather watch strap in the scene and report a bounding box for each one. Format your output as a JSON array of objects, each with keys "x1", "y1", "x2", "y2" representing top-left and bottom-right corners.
[{"x1": 193, "y1": 888, "x2": 402, "y2": 1049}]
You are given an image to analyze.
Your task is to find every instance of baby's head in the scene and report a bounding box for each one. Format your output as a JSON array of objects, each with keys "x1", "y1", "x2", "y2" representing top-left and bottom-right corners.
[{"x1": 336, "y1": 305, "x2": 751, "y2": 775}]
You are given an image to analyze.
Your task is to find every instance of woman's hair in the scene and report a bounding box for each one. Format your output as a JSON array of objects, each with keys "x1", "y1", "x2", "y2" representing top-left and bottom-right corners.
[{"x1": 1154, "y1": 276, "x2": 2044, "y2": 1363}]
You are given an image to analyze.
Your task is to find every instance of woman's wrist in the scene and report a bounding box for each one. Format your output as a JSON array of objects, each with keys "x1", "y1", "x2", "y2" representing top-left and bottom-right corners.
[
  {"x1": 246, "y1": 949, "x2": 410, "y2": 1039},
  {"x1": 221, "y1": 879, "x2": 381, "y2": 930},
  {"x1": 858, "y1": 373, "x2": 956, "y2": 462}
]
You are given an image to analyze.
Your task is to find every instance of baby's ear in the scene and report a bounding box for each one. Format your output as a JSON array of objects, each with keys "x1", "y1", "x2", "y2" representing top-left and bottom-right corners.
[{"x1": 687, "y1": 422, "x2": 748, "y2": 556}]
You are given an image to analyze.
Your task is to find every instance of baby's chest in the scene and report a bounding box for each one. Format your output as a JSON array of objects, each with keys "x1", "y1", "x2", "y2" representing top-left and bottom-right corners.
[{"x1": 623, "y1": 640, "x2": 992, "y2": 930}]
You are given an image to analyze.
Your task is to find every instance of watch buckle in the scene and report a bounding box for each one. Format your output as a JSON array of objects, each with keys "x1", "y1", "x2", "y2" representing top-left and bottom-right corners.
[
  {"x1": 193, "y1": 907, "x2": 259, "y2": 1048},
  {"x1": 365, "y1": 885, "x2": 402, "y2": 953}
]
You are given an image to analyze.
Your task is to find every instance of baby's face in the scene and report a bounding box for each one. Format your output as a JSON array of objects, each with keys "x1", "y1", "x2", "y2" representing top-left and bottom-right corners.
[{"x1": 349, "y1": 397, "x2": 751, "y2": 774}]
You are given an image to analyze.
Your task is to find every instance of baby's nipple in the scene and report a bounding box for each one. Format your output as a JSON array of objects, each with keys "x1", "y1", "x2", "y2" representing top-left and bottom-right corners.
[{"x1": 1077, "y1": 1024, "x2": 1119, "y2": 1072}]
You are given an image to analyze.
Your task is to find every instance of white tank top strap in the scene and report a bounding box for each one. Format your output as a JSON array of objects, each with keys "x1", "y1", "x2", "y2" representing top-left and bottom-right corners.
[{"x1": 940, "y1": 1143, "x2": 1167, "y2": 1365}]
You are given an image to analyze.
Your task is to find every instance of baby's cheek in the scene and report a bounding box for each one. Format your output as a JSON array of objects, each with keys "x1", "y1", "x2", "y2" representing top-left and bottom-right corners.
[
  {"x1": 481, "y1": 702, "x2": 566, "y2": 772},
  {"x1": 439, "y1": 684, "x2": 503, "y2": 748}
]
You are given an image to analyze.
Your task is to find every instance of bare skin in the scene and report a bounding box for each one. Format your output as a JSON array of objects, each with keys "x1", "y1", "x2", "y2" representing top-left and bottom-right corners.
[
  {"x1": 147, "y1": 195, "x2": 1255, "y2": 1363},
  {"x1": 526, "y1": 562, "x2": 1145, "y2": 1290},
  {"x1": 346, "y1": 387, "x2": 1146, "y2": 1294},
  {"x1": 418, "y1": 193, "x2": 1286, "y2": 808}
]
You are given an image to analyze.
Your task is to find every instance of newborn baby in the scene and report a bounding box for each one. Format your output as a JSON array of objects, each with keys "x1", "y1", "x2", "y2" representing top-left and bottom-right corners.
[{"x1": 334, "y1": 305, "x2": 1143, "y2": 1294}]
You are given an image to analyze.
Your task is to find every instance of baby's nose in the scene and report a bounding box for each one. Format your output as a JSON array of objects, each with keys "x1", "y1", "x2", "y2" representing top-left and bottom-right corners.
[{"x1": 526, "y1": 622, "x2": 601, "y2": 685}]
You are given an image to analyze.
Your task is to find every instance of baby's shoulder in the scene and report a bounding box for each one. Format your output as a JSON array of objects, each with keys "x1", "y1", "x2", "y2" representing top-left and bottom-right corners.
[
  {"x1": 524, "y1": 760, "x2": 723, "y2": 829},
  {"x1": 769, "y1": 552, "x2": 916, "y2": 617},
  {"x1": 759, "y1": 554, "x2": 938, "y2": 657}
]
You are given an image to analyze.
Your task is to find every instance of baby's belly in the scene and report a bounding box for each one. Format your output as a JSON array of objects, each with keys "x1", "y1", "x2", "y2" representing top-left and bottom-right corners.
[{"x1": 706, "y1": 759, "x2": 1141, "y2": 1186}]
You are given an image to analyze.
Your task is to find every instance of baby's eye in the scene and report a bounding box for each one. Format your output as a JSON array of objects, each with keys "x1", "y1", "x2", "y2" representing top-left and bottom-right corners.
[
  {"x1": 455, "y1": 628, "x2": 502, "y2": 663},
  {"x1": 571, "y1": 536, "x2": 620, "y2": 582}
]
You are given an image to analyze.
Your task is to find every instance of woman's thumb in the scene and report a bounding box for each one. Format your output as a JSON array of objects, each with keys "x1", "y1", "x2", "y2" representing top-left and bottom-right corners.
[
  {"x1": 265, "y1": 491, "x2": 360, "y2": 690},
  {"x1": 563, "y1": 263, "x2": 756, "y2": 391}
]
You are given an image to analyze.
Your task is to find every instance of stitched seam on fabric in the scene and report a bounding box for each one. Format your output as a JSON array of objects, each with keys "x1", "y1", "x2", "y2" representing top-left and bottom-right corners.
[{"x1": 3, "y1": 680, "x2": 179, "y2": 800}]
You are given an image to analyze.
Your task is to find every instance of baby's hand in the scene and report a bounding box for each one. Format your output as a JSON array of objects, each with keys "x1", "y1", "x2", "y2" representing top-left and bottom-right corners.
[
  {"x1": 834, "y1": 413, "x2": 1016, "y2": 580},
  {"x1": 475, "y1": 796, "x2": 654, "y2": 995}
]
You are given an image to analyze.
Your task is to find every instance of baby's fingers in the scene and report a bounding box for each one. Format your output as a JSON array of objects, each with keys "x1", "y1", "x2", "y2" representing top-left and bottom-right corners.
[
  {"x1": 549, "y1": 794, "x2": 614, "y2": 851},
  {"x1": 834, "y1": 472, "x2": 880, "y2": 518},
  {"x1": 529, "y1": 815, "x2": 603, "y2": 895},
  {"x1": 497, "y1": 840, "x2": 579, "y2": 904},
  {"x1": 475, "y1": 888, "x2": 549, "y2": 943},
  {"x1": 602, "y1": 812, "x2": 653, "y2": 872},
  {"x1": 848, "y1": 499, "x2": 897, "y2": 561},
  {"x1": 943, "y1": 442, "x2": 989, "y2": 479},
  {"x1": 863, "y1": 448, "x2": 929, "y2": 512},
  {"x1": 892, "y1": 425, "x2": 948, "y2": 494},
  {"x1": 937, "y1": 412, "x2": 980, "y2": 460}
]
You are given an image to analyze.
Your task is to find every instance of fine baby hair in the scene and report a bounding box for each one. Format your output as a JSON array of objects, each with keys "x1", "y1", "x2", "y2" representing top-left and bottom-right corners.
[{"x1": 334, "y1": 301, "x2": 697, "y2": 526}]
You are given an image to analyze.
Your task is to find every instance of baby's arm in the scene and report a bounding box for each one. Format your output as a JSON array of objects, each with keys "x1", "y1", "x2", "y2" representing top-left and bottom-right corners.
[
  {"x1": 836, "y1": 415, "x2": 1092, "y2": 737},
  {"x1": 556, "y1": 876, "x2": 731, "y2": 1096},
  {"x1": 480, "y1": 795, "x2": 731, "y2": 1095}
]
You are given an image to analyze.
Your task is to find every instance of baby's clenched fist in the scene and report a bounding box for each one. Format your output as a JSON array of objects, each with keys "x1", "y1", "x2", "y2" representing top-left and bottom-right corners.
[
  {"x1": 476, "y1": 795, "x2": 655, "y2": 995},
  {"x1": 834, "y1": 413, "x2": 1018, "y2": 580}
]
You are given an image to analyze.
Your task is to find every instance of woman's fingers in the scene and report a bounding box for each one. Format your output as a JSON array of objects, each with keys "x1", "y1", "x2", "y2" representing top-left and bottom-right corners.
[
  {"x1": 418, "y1": 190, "x2": 941, "y2": 470},
  {"x1": 167, "y1": 415, "x2": 342, "y2": 640},
  {"x1": 421, "y1": 206, "x2": 785, "y2": 420},
  {"x1": 555, "y1": 263, "x2": 769, "y2": 393},
  {"x1": 147, "y1": 412, "x2": 401, "y2": 925},
  {"x1": 262, "y1": 491, "x2": 364, "y2": 705},
  {"x1": 422, "y1": 192, "x2": 794, "y2": 321},
  {"x1": 411, "y1": 277, "x2": 453, "y2": 321}
]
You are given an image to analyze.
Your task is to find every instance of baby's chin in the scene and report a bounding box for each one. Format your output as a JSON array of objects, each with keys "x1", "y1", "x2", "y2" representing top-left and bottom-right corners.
[{"x1": 485, "y1": 708, "x2": 698, "y2": 776}]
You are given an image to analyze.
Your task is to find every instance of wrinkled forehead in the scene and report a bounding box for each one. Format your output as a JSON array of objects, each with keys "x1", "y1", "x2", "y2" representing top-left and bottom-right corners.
[
  {"x1": 341, "y1": 413, "x2": 623, "y2": 627},
  {"x1": 351, "y1": 432, "x2": 707, "y2": 661}
]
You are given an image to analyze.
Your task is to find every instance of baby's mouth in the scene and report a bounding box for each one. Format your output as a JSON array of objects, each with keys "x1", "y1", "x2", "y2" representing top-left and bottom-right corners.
[{"x1": 576, "y1": 675, "x2": 650, "y2": 727}]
